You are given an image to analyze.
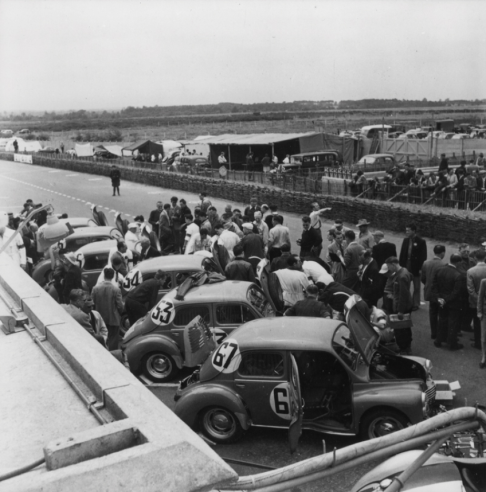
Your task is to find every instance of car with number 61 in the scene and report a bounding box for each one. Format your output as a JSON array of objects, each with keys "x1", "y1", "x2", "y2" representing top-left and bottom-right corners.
[
  {"x1": 121, "y1": 280, "x2": 275, "y2": 383},
  {"x1": 173, "y1": 296, "x2": 444, "y2": 447}
]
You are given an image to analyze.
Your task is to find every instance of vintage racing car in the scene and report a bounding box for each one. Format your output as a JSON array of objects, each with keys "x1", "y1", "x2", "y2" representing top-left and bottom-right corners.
[
  {"x1": 122, "y1": 280, "x2": 275, "y2": 383},
  {"x1": 174, "y1": 297, "x2": 444, "y2": 444}
]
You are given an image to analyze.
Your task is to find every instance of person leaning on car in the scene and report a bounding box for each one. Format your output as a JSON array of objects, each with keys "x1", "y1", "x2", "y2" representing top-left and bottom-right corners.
[
  {"x1": 284, "y1": 285, "x2": 331, "y2": 318},
  {"x1": 124, "y1": 270, "x2": 167, "y2": 326}
]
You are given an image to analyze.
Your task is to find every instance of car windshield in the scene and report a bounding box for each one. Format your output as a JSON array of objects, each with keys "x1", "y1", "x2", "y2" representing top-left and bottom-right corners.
[
  {"x1": 360, "y1": 157, "x2": 376, "y2": 164},
  {"x1": 332, "y1": 324, "x2": 359, "y2": 370},
  {"x1": 247, "y1": 285, "x2": 273, "y2": 317}
]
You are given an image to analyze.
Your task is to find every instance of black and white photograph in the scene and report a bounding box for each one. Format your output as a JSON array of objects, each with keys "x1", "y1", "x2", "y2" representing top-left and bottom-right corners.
[{"x1": 1, "y1": 1, "x2": 485, "y2": 491}]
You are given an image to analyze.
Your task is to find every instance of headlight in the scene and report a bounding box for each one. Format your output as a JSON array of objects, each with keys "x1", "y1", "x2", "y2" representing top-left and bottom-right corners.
[{"x1": 425, "y1": 359, "x2": 433, "y2": 372}]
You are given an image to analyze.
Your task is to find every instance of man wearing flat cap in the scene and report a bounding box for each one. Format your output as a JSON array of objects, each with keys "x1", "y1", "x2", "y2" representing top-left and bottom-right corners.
[{"x1": 357, "y1": 219, "x2": 373, "y2": 250}]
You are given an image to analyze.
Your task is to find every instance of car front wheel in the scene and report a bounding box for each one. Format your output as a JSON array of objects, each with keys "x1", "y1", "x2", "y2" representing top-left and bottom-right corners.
[
  {"x1": 360, "y1": 409, "x2": 409, "y2": 440},
  {"x1": 142, "y1": 352, "x2": 179, "y2": 383},
  {"x1": 199, "y1": 407, "x2": 244, "y2": 444}
]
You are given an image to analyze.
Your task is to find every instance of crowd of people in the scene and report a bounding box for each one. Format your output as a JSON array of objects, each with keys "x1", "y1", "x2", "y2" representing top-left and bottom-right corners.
[
  {"x1": 1, "y1": 189, "x2": 485, "y2": 369},
  {"x1": 350, "y1": 153, "x2": 486, "y2": 200}
]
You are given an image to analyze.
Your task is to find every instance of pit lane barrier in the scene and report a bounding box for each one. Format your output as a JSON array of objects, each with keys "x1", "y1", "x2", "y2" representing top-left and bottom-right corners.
[{"x1": 0, "y1": 253, "x2": 237, "y2": 491}]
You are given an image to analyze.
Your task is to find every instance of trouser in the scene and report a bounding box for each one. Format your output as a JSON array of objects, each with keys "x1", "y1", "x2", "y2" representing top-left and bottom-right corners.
[
  {"x1": 429, "y1": 301, "x2": 440, "y2": 338},
  {"x1": 269, "y1": 247, "x2": 282, "y2": 262},
  {"x1": 470, "y1": 307, "x2": 481, "y2": 346},
  {"x1": 125, "y1": 298, "x2": 148, "y2": 326},
  {"x1": 342, "y1": 269, "x2": 359, "y2": 291},
  {"x1": 159, "y1": 227, "x2": 175, "y2": 255},
  {"x1": 411, "y1": 275, "x2": 421, "y2": 308},
  {"x1": 106, "y1": 327, "x2": 120, "y2": 351},
  {"x1": 172, "y1": 229, "x2": 181, "y2": 253},
  {"x1": 391, "y1": 308, "x2": 413, "y2": 350},
  {"x1": 112, "y1": 186, "x2": 120, "y2": 195},
  {"x1": 460, "y1": 305, "x2": 474, "y2": 332},
  {"x1": 437, "y1": 305, "x2": 462, "y2": 347},
  {"x1": 481, "y1": 317, "x2": 486, "y2": 359}
]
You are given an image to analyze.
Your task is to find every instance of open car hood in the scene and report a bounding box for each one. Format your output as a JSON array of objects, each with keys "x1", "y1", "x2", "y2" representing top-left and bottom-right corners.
[{"x1": 344, "y1": 295, "x2": 379, "y2": 365}]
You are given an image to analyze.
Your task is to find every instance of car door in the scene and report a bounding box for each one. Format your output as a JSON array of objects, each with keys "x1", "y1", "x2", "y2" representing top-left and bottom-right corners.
[
  {"x1": 233, "y1": 351, "x2": 288, "y2": 427},
  {"x1": 288, "y1": 354, "x2": 303, "y2": 454}
]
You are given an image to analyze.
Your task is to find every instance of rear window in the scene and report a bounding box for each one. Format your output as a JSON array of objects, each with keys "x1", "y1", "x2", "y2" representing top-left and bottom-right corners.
[
  {"x1": 238, "y1": 352, "x2": 284, "y2": 378},
  {"x1": 84, "y1": 253, "x2": 109, "y2": 271},
  {"x1": 216, "y1": 304, "x2": 256, "y2": 325},
  {"x1": 173, "y1": 305, "x2": 210, "y2": 326},
  {"x1": 247, "y1": 285, "x2": 273, "y2": 317}
]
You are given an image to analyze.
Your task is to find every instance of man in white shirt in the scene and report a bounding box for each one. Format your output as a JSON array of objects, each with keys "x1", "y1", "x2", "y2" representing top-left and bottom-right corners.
[
  {"x1": 253, "y1": 211, "x2": 269, "y2": 248},
  {"x1": 302, "y1": 259, "x2": 333, "y2": 286},
  {"x1": 0, "y1": 211, "x2": 26, "y2": 269},
  {"x1": 274, "y1": 256, "x2": 310, "y2": 307},
  {"x1": 218, "y1": 152, "x2": 227, "y2": 165},
  {"x1": 183, "y1": 214, "x2": 200, "y2": 253},
  {"x1": 213, "y1": 223, "x2": 239, "y2": 260},
  {"x1": 283, "y1": 155, "x2": 290, "y2": 164},
  {"x1": 267, "y1": 214, "x2": 291, "y2": 261},
  {"x1": 124, "y1": 223, "x2": 140, "y2": 251}
]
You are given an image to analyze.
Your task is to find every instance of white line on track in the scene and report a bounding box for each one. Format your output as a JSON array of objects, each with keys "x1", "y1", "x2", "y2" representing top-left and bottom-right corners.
[
  {"x1": 48, "y1": 170, "x2": 61, "y2": 173},
  {"x1": 88, "y1": 178, "x2": 102, "y2": 181},
  {"x1": 65, "y1": 174, "x2": 79, "y2": 177}
]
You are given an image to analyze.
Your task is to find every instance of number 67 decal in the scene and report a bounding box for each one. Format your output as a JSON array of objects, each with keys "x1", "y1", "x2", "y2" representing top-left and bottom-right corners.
[{"x1": 211, "y1": 338, "x2": 240, "y2": 373}]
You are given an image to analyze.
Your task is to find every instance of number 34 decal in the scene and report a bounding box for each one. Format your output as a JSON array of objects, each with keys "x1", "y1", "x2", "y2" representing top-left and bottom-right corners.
[{"x1": 150, "y1": 299, "x2": 175, "y2": 326}]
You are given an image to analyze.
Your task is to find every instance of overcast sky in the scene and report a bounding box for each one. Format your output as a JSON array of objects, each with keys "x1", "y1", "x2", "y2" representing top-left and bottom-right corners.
[{"x1": 0, "y1": 0, "x2": 485, "y2": 112}]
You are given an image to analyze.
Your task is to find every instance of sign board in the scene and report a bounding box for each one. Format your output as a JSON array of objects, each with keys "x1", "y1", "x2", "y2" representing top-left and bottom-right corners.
[{"x1": 14, "y1": 153, "x2": 33, "y2": 164}]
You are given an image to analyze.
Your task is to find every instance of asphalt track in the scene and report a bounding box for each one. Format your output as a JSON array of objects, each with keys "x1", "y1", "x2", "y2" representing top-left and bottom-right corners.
[{"x1": 1, "y1": 158, "x2": 484, "y2": 492}]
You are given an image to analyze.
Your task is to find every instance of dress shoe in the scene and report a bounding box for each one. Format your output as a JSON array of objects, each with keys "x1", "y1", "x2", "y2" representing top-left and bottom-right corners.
[
  {"x1": 448, "y1": 343, "x2": 464, "y2": 351},
  {"x1": 480, "y1": 361, "x2": 486, "y2": 369},
  {"x1": 433, "y1": 341, "x2": 442, "y2": 348}
]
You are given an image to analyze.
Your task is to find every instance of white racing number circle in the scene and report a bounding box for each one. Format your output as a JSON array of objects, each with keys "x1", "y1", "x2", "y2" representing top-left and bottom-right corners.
[
  {"x1": 122, "y1": 269, "x2": 143, "y2": 292},
  {"x1": 211, "y1": 328, "x2": 228, "y2": 345},
  {"x1": 211, "y1": 338, "x2": 240, "y2": 374},
  {"x1": 269, "y1": 383, "x2": 291, "y2": 420},
  {"x1": 150, "y1": 299, "x2": 175, "y2": 326}
]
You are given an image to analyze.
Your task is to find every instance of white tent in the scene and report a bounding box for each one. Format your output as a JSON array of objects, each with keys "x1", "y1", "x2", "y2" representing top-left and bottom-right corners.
[
  {"x1": 5, "y1": 137, "x2": 43, "y2": 152},
  {"x1": 155, "y1": 139, "x2": 183, "y2": 158},
  {"x1": 75, "y1": 143, "x2": 94, "y2": 157}
]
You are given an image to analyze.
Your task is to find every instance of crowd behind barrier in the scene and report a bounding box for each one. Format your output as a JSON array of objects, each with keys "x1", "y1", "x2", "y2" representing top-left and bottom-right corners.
[{"x1": 3, "y1": 150, "x2": 486, "y2": 245}]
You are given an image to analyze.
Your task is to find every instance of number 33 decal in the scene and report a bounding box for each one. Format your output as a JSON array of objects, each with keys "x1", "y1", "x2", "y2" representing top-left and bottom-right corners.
[
  {"x1": 151, "y1": 299, "x2": 175, "y2": 326},
  {"x1": 211, "y1": 338, "x2": 240, "y2": 373},
  {"x1": 270, "y1": 383, "x2": 291, "y2": 420}
]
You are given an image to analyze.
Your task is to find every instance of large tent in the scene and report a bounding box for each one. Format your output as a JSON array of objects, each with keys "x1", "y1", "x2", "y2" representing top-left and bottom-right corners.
[
  {"x1": 122, "y1": 140, "x2": 163, "y2": 157},
  {"x1": 75, "y1": 143, "x2": 94, "y2": 157},
  {"x1": 5, "y1": 138, "x2": 43, "y2": 153},
  {"x1": 94, "y1": 144, "x2": 123, "y2": 157},
  {"x1": 199, "y1": 133, "x2": 317, "y2": 170},
  {"x1": 299, "y1": 132, "x2": 358, "y2": 165}
]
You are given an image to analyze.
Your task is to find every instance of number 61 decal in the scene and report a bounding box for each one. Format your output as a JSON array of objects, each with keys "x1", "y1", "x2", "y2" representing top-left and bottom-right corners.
[
  {"x1": 269, "y1": 383, "x2": 291, "y2": 420},
  {"x1": 150, "y1": 299, "x2": 175, "y2": 326},
  {"x1": 211, "y1": 338, "x2": 240, "y2": 373}
]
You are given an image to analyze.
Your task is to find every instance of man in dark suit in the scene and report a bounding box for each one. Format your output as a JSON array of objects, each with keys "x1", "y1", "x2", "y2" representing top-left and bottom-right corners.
[
  {"x1": 466, "y1": 248, "x2": 486, "y2": 349},
  {"x1": 284, "y1": 285, "x2": 331, "y2": 318},
  {"x1": 399, "y1": 223, "x2": 427, "y2": 310},
  {"x1": 381, "y1": 257, "x2": 414, "y2": 354},
  {"x1": 432, "y1": 254, "x2": 467, "y2": 351},
  {"x1": 372, "y1": 231, "x2": 397, "y2": 268},
  {"x1": 139, "y1": 237, "x2": 161, "y2": 261},
  {"x1": 343, "y1": 230, "x2": 365, "y2": 290},
  {"x1": 421, "y1": 245, "x2": 446, "y2": 339},
  {"x1": 357, "y1": 250, "x2": 381, "y2": 308}
]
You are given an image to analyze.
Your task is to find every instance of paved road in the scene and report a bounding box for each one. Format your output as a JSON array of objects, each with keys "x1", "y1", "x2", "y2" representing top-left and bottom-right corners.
[{"x1": 1, "y1": 159, "x2": 484, "y2": 491}]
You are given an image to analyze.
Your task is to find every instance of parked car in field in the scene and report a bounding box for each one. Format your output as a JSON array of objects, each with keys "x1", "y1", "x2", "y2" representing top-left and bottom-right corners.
[
  {"x1": 356, "y1": 153, "x2": 397, "y2": 170},
  {"x1": 174, "y1": 297, "x2": 440, "y2": 444},
  {"x1": 438, "y1": 132, "x2": 456, "y2": 139},
  {"x1": 32, "y1": 226, "x2": 123, "y2": 287},
  {"x1": 0, "y1": 129, "x2": 14, "y2": 136},
  {"x1": 284, "y1": 150, "x2": 343, "y2": 172},
  {"x1": 18, "y1": 129, "x2": 31, "y2": 134},
  {"x1": 174, "y1": 154, "x2": 209, "y2": 168},
  {"x1": 360, "y1": 125, "x2": 395, "y2": 139},
  {"x1": 398, "y1": 130, "x2": 428, "y2": 140},
  {"x1": 451, "y1": 133, "x2": 470, "y2": 139},
  {"x1": 122, "y1": 280, "x2": 275, "y2": 382}
]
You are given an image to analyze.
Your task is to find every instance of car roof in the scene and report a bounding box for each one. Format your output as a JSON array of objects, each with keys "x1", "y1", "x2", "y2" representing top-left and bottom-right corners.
[
  {"x1": 62, "y1": 217, "x2": 97, "y2": 227},
  {"x1": 136, "y1": 254, "x2": 205, "y2": 274},
  {"x1": 292, "y1": 150, "x2": 341, "y2": 157},
  {"x1": 230, "y1": 317, "x2": 343, "y2": 351},
  {"x1": 361, "y1": 124, "x2": 393, "y2": 131},
  {"x1": 361, "y1": 153, "x2": 394, "y2": 158},
  {"x1": 67, "y1": 226, "x2": 116, "y2": 238},
  {"x1": 77, "y1": 239, "x2": 117, "y2": 254},
  {"x1": 163, "y1": 280, "x2": 254, "y2": 304}
]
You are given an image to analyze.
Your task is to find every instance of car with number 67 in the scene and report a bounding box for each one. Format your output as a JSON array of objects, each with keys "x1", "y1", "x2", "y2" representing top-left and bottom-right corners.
[
  {"x1": 173, "y1": 297, "x2": 445, "y2": 447},
  {"x1": 121, "y1": 280, "x2": 275, "y2": 383}
]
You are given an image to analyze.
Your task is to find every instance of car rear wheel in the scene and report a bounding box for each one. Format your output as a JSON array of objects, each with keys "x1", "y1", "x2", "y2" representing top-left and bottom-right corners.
[
  {"x1": 142, "y1": 352, "x2": 179, "y2": 383},
  {"x1": 360, "y1": 409, "x2": 409, "y2": 440},
  {"x1": 199, "y1": 407, "x2": 244, "y2": 444}
]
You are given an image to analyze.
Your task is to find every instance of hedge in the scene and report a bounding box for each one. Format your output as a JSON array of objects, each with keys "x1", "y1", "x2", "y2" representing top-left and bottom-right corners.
[{"x1": 4, "y1": 152, "x2": 486, "y2": 245}]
